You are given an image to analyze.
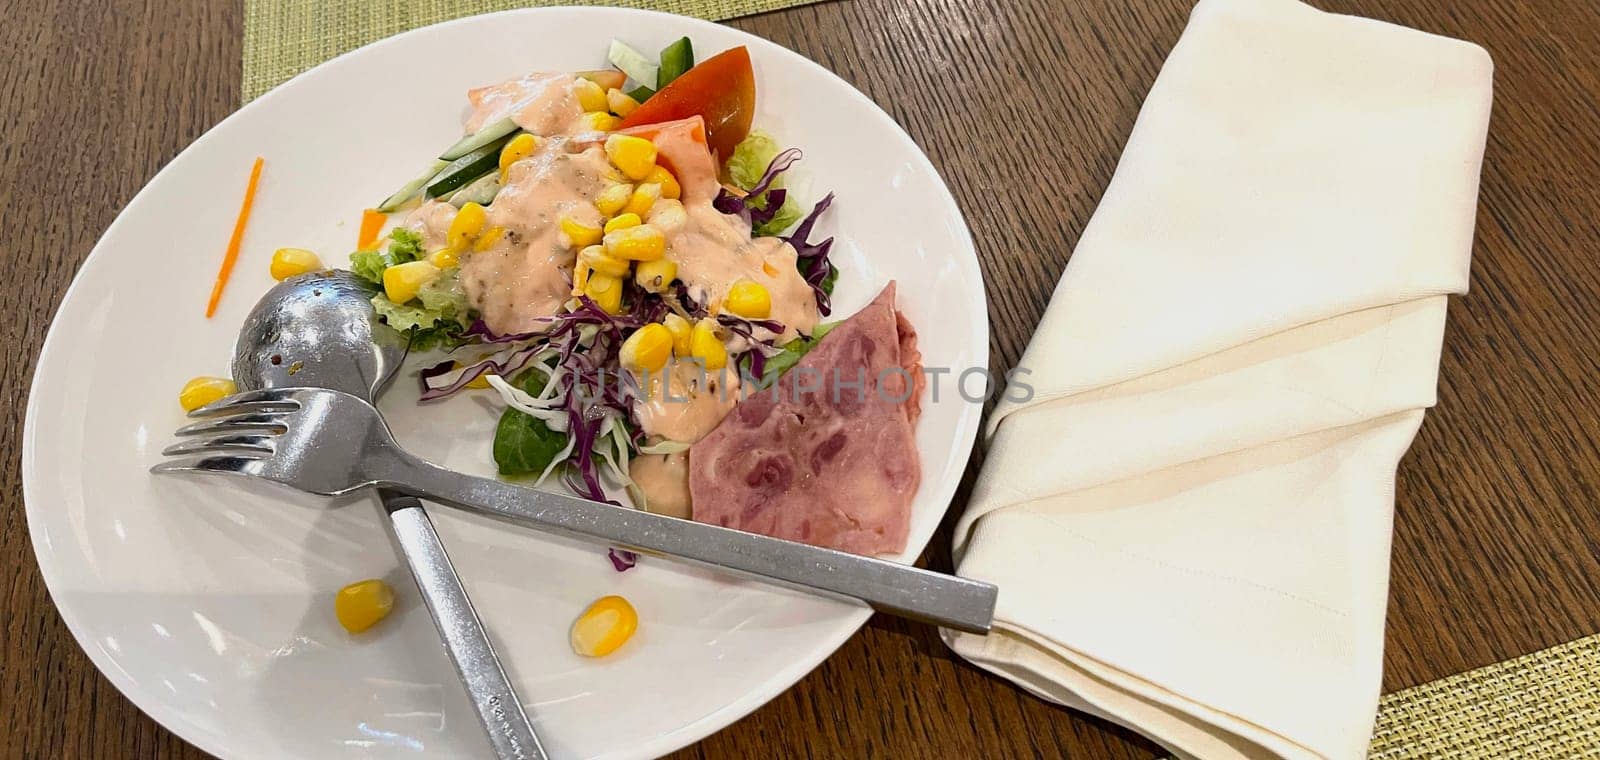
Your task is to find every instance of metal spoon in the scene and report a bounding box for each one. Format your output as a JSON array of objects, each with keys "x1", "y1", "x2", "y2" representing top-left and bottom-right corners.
[{"x1": 235, "y1": 270, "x2": 545, "y2": 760}]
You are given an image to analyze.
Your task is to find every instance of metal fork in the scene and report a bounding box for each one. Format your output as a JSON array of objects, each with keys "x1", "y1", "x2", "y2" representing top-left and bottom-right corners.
[{"x1": 155, "y1": 387, "x2": 998, "y2": 633}]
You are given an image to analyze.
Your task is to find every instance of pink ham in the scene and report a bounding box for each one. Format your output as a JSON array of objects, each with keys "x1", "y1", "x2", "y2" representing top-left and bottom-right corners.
[{"x1": 689, "y1": 283, "x2": 922, "y2": 556}]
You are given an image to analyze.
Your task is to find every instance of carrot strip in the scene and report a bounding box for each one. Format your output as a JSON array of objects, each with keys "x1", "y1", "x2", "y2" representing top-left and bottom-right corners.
[
  {"x1": 358, "y1": 208, "x2": 386, "y2": 251},
  {"x1": 205, "y1": 156, "x2": 265, "y2": 318}
]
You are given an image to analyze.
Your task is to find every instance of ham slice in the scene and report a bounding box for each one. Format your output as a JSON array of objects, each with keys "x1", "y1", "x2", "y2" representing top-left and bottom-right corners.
[{"x1": 689, "y1": 283, "x2": 922, "y2": 555}]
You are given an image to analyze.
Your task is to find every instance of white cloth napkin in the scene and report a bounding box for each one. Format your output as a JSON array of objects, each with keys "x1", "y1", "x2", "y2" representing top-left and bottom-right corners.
[{"x1": 941, "y1": 0, "x2": 1492, "y2": 758}]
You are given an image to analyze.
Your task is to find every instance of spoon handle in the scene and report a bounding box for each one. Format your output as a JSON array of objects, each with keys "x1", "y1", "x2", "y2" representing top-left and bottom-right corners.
[{"x1": 381, "y1": 490, "x2": 547, "y2": 760}]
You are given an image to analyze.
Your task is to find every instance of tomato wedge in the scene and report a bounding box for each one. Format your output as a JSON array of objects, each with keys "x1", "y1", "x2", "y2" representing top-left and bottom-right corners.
[{"x1": 618, "y1": 46, "x2": 755, "y2": 161}]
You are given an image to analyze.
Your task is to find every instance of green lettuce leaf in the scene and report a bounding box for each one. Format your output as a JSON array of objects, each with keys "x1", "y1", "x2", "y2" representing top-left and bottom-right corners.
[
  {"x1": 727, "y1": 131, "x2": 802, "y2": 237},
  {"x1": 754, "y1": 321, "x2": 838, "y2": 384},
  {"x1": 493, "y1": 369, "x2": 566, "y2": 477},
  {"x1": 370, "y1": 269, "x2": 470, "y2": 351}
]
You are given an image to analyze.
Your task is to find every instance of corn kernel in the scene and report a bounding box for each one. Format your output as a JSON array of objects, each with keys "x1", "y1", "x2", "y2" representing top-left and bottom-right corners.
[
  {"x1": 570, "y1": 595, "x2": 638, "y2": 658},
  {"x1": 623, "y1": 183, "x2": 662, "y2": 218},
  {"x1": 574, "y1": 77, "x2": 608, "y2": 112},
  {"x1": 725, "y1": 279, "x2": 772, "y2": 319},
  {"x1": 498, "y1": 133, "x2": 539, "y2": 180},
  {"x1": 580, "y1": 112, "x2": 622, "y2": 132},
  {"x1": 604, "y1": 213, "x2": 641, "y2": 233},
  {"x1": 595, "y1": 183, "x2": 634, "y2": 216},
  {"x1": 571, "y1": 261, "x2": 591, "y2": 296},
  {"x1": 579, "y1": 244, "x2": 631, "y2": 277},
  {"x1": 604, "y1": 134, "x2": 658, "y2": 181},
  {"x1": 606, "y1": 88, "x2": 640, "y2": 117},
  {"x1": 646, "y1": 200, "x2": 688, "y2": 234},
  {"x1": 560, "y1": 215, "x2": 603, "y2": 249},
  {"x1": 690, "y1": 319, "x2": 728, "y2": 370},
  {"x1": 584, "y1": 272, "x2": 624, "y2": 314},
  {"x1": 448, "y1": 202, "x2": 487, "y2": 250},
  {"x1": 383, "y1": 260, "x2": 441, "y2": 304},
  {"x1": 475, "y1": 226, "x2": 506, "y2": 252},
  {"x1": 335, "y1": 579, "x2": 395, "y2": 634},
  {"x1": 635, "y1": 258, "x2": 677, "y2": 292},
  {"x1": 644, "y1": 166, "x2": 680, "y2": 200},
  {"x1": 663, "y1": 314, "x2": 693, "y2": 357},
  {"x1": 179, "y1": 376, "x2": 236, "y2": 412},
  {"x1": 620, "y1": 324, "x2": 674, "y2": 373},
  {"x1": 428, "y1": 248, "x2": 459, "y2": 268},
  {"x1": 269, "y1": 247, "x2": 323, "y2": 281},
  {"x1": 603, "y1": 224, "x2": 666, "y2": 261}
]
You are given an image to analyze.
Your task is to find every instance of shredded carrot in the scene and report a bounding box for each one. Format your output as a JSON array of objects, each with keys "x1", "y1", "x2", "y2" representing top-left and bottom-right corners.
[
  {"x1": 358, "y1": 208, "x2": 386, "y2": 251},
  {"x1": 205, "y1": 156, "x2": 265, "y2": 318}
]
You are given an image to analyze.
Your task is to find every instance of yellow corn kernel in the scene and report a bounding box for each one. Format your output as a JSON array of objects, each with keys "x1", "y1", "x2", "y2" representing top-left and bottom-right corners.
[
  {"x1": 646, "y1": 199, "x2": 687, "y2": 234},
  {"x1": 604, "y1": 224, "x2": 666, "y2": 261},
  {"x1": 690, "y1": 319, "x2": 728, "y2": 370},
  {"x1": 179, "y1": 376, "x2": 236, "y2": 412},
  {"x1": 498, "y1": 133, "x2": 539, "y2": 180},
  {"x1": 584, "y1": 272, "x2": 624, "y2": 314},
  {"x1": 606, "y1": 88, "x2": 640, "y2": 117},
  {"x1": 644, "y1": 166, "x2": 680, "y2": 200},
  {"x1": 428, "y1": 248, "x2": 459, "y2": 269},
  {"x1": 595, "y1": 183, "x2": 634, "y2": 216},
  {"x1": 475, "y1": 225, "x2": 506, "y2": 252},
  {"x1": 579, "y1": 244, "x2": 631, "y2": 277},
  {"x1": 335, "y1": 579, "x2": 395, "y2": 634},
  {"x1": 623, "y1": 183, "x2": 662, "y2": 218},
  {"x1": 725, "y1": 279, "x2": 772, "y2": 319},
  {"x1": 560, "y1": 215, "x2": 603, "y2": 249},
  {"x1": 448, "y1": 202, "x2": 487, "y2": 250},
  {"x1": 570, "y1": 595, "x2": 637, "y2": 658},
  {"x1": 383, "y1": 260, "x2": 442, "y2": 304},
  {"x1": 269, "y1": 247, "x2": 323, "y2": 281},
  {"x1": 620, "y1": 324, "x2": 674, "y2": 373},
  {"x1": 571, "y1": 261, "x2": 591, "y2": 296},
  {"x1": 634, "y1": 258, "x2": 677, "y2": 293},
  {"x1": 604, "y1": 134, "x2": 658, "y2": 181},
  {"x1": 604, "y1": 213, "x2": 641, "y2": 233},
  {"x1": 574, "y1": 77, "x2": 608, "y2": 112},
  {"x1": 663, "y1": 314, "x2": 693, "y2": 357},
  {"x1": 580, "y1": 112, "x2": 622, "y2": 132}
]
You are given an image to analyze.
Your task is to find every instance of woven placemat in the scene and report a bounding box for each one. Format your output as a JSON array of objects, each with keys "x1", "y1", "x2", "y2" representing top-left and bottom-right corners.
[
  {"x1": 1369, "y1": 633, "x2": 1600, "y2": 758},
  {"x1": 243, "y1": 0, "x2": 830, "y2": 101}
]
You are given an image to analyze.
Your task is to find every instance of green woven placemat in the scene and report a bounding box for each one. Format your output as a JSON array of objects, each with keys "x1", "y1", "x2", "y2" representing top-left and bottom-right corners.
[
  {"x1": 1370, "y1": 633, "x2": 1600, "y2": 758},
  {"x1": 243, "y1": 0, "x2": 829, "y2": 101}
]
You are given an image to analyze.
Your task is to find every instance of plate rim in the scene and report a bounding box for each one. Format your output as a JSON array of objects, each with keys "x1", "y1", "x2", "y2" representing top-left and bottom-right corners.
[{"x1": 23, "y1": 7, "x2": 988, "y2": 758}]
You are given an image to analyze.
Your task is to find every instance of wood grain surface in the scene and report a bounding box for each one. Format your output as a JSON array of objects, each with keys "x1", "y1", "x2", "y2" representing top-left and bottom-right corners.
[{"x1": 3, "y1": 0, "x2": 1598, "y2": 757}]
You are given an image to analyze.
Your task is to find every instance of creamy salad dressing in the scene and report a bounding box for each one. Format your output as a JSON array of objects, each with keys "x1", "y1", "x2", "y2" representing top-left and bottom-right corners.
[
  {"x1": 633, "y1": 362, "x2": 740, "y2": 444},
  {"x1": 460, "y1": 143, "x2": 612, "y2": 333},
  {"x1": 404, "y1": 200, "x2": 459, "y2": 251},
  {"x1": 629, "y1": 452, "x2": 692, "y2": 518},
  {"x1": 465, "y1": 72, "x2": 587, "y2": 135},
  {"x1": 669, "y1": 203, "x2": 818, "y2": 342}
]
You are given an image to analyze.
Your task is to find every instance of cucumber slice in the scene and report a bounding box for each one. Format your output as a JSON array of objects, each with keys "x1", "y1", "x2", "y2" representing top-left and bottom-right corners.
[
  {"x1": 377, "y1": 159, "x2": 449, "y2": 212},
  {"x1": 449, "y1": 172, "x2": 501, "y2": 208},
  {"x1": 627, "y1": 85, "x2": 655, "y2": 102},
  {"x1": 439, "y1": 118, "x2": 520, "y2": 161},
  {"x1": 657, "y1": 37, "x2": 694, "y2": 89},
  {"x1": 608, "y1": 40, "x2": 659, "y2": 90},
  {"x1": 425, "y1": 136, "x2": 514, "y2": 199}
]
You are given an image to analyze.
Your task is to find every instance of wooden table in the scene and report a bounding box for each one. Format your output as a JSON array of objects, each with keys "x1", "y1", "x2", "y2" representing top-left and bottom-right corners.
[{"x1": 4, "y1": 0, "x2": 1599, "y2": 757}]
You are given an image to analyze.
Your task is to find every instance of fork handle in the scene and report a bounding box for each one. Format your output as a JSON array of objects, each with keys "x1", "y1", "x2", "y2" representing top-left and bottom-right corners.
[
  {"x1": 380, "y1": 490, "x2": 548, "y2": 760},
  {"x1": 384, "y1": 460, "x2": 997, "y2": 634}
]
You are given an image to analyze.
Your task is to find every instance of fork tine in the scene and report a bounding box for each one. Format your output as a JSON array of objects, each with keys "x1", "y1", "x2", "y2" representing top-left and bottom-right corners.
[
  {"x1": 162, "y1": 434, "x2": 274, "y2": 457},
  {"x1": 149, "y1": 455, "x2": 267, "y2": 477},
  {"x1": 188, "y1": 389, "x2": 300, "y2": 418},
  {"x1": 175, "y1": 415, "x2": 288, "y2": 437}
]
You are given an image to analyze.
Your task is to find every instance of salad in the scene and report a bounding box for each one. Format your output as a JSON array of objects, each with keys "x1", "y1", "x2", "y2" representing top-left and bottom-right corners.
[
  {"x1": 347, "y1": 39, "x2": 843, "y2": 520},
  {"x1": 187, "y1": 36, "x2": 928, "y2": 648}
]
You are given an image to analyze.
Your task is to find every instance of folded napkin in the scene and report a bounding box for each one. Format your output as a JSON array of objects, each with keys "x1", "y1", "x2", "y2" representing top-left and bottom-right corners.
[{"x1": 941, "y1": 0, "x2": 1492, "y2": 758}]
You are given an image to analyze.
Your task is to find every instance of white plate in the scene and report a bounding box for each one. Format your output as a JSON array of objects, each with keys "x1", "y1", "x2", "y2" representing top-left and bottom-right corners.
[{"x1": 24, "y1": 8, "x2": 985, "y2": 759}]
